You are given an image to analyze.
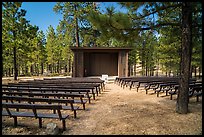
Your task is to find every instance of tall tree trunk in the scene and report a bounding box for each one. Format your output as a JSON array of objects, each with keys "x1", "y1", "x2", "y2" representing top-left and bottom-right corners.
[
  {"x1": 194, "y1": 66, "x2": 196, "y2": 78},
  {"x1": 49, "y1": 64, "x2": 51, "y2": 73},
  {"x1": 50, "y1": 63, "x2": 53, "y2": 73},
  {"x1": 74, "y1": 4, "x2": 80, "y2": 47},
  {"x1": 65, "y1": 65, "x2": 67, "y2": 73},
  {"x1": 129, "y1": 65, "x2": 131, "y2": 76},
  {"x1": 41, "y1": 63, "x2": 44, "y2": 75},
  {"x1": 4, "y1": 69, "x2": 6, "y2": 77},
  {"x1": 9, "y1": 68, "x2": 11, "y2": 77},
  {"x1": 156, "y1": 60, "x2": 159, "y2": 76},
  {"x1": 37, "y1": 64, "x2": 39, "y2": 76},
  {"x1": 33, "y1": 64, "x2": 35, "y2": 75},
  {"x1": 12, "y1": 68, "x2": 14, "y2": 76},
  {"x1": 176, "y1": 2, "x2": 192, "y2": 114},
  {"x1": 13, "y1": 46, "x2": 18, "y2": 80},
  {"x1": 53, "y1": 64, "x2": 55, "y2": 73},
  {"x1": 47, "y1": 63, "x2": 49, "y2": 73},
  {"x1": 93, "y1": 2, "x2": 97, "y2": 47},
  {"x1": 57, "y1": 60, "x2": 60, "y2": 74},
  {"x1": 191, "y1": 66, "x2": 193, "y2": 78},
  {"x1": 18, "y1": 65, "x2": 21, "y2": 76},
  {"x1": 68, "y1": 58, "x2": 71, "y2": 75},
  {"x1": 30, "y1": 64, "x2": 33, "y2": 75},
  {"x1": 198, "y1": 67, "x2": 201, "y2": 79},
  {"x1": 189, "y1": 65, "x2": 193, "y2": 78},
  {"x1": 25, "y1": 66, "x2": 28, "y2": 75}
]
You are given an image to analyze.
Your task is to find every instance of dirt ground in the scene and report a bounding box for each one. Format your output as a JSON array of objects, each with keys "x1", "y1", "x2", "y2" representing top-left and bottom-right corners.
[{"x1": 2, "y1": 80, "x2": 202, "y2": 135}]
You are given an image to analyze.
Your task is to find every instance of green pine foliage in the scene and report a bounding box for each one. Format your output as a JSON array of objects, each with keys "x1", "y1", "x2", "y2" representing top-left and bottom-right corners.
[{"x1": 2, "y1": 2, "x2": 202, "y2": 81}]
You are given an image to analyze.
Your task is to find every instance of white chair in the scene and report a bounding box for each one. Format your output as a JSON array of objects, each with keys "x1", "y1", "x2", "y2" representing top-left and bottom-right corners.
[{"x1": 101, "y1": 74, "x2": 108, "y2": 84}]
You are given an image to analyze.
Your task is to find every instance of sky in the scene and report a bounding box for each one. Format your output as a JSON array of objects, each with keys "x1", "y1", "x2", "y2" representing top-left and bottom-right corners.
[{"x1": 21, "y1": 2, "x2": 128, "y2": 36}]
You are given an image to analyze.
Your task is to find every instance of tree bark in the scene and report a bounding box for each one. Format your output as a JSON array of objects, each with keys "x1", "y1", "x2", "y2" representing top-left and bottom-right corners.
[
  {"x1": 41, "y1": 63, "x2": 44, "y2": 75},
  {"x1": 198, "y1": 67, "x2": 201, "y2": 79},
  {"x1": 25, "y1": 66, "x2": 28, "y2": 75},
  {"x1": 68, "y1": 58, "x2": 71, "y2": 75},
  {"x1": 13, "y1": 46, "x2": 18, "y2": 80},
  {"x1": 74, "y1": 4, "x2": 80, "y2": 47},
  {"x1": 8, "y1": 69, "x2": 10, "y2": 76},
  {"x1": 65, "y1": 65, "x2": 67, "y2": 73},
  {"x1": 36, "y1": 64, "x2": 39, "y2": 76},
  {"x1": 30, "y1": 64, "x2": 33, "y2": 75},
  {"x1": 194, "y1": 66, "x2": 196, "y2": 78},
  {"x1": 176, "y1": 2, "x2": 192, "y2": 114}
]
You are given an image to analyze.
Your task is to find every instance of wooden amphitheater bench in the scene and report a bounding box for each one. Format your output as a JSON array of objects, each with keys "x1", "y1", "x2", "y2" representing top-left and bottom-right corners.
[
  {"x1": 169, "y1": 85, "x2": 179, "y2": 100},
  {"x1": 2, "y1": 95, "x2": 80, "y2": 118},
  {"x1": 2, "y1": 90, "x2": 88, "y2": 110},
  {"x1": 191, "y1": 86, "x2": 202, "y2": 102},
  {"x1": 25, "y1": 78, "x2": 104, "y2": 93},
  {"x1": 129, "y1": 77, "x2": 152, "y2": 90},
  {"x1": 144, "y1": 81, "x2": 164, "y2": 94},
  {"x1": 130, "y1": 77, "x2": 179, "y2": 91},
  {"x1": 4, "y1": 84, "x2": 93, "y2": 103},
  {"x1": 169, "y1": 83, "x2": 202, "y2": 101},
  {"x1": 19, "y1": 82, "x2": 101, "y2": 96},
  {"x1": 155, "y1": 82, "x2": 178, "y2": 97},
  {"x1": 2, "y1": 102, "x2": 69, "y2": 131},
  {"x1": 193, "y1": 92, "x2": 202, "y2": 102}
]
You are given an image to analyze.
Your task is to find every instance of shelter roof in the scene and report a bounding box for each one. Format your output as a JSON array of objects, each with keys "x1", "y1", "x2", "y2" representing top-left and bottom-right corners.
[{"x1": 70, "y1": 47, "x2": 132, "y2": 52}]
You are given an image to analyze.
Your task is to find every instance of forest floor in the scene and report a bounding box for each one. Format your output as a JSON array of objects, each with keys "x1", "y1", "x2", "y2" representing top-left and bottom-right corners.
[{"x1": 2, "y1": 78, "x2": 202, "y2": 135}]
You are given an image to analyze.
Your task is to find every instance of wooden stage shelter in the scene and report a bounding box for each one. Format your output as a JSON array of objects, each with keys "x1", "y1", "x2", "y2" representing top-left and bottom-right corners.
[{"x1": 70, "y1": 47, "x2": 132, "y2": 77}]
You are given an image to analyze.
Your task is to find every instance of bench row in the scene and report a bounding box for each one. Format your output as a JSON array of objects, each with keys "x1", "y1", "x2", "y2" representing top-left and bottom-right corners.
[
  {"x1": 2, "y1": 78, "x2": 105, "y2": 131},
  {"x1": 2, "y1": 102, "x2": 69, "y2": 131},
  {"x1": 115, "y1": 76, "x2": 202, "y2": 101}
]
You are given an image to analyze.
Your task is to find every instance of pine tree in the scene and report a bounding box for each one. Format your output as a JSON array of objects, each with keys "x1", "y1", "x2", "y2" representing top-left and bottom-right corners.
[
  {"x1": 88, "y1": 2, "x2": 202, "y2": 114},
  {"x1": 2, "y1": 2, "x2": 39, "y2": 80},
  {"x1": 53, "y1": 2, "x2": 97, "y2": 47}
]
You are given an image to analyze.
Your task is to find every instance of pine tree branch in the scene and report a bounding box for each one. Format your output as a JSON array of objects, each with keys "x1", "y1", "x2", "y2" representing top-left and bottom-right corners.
[
  {"x1": 131, "y1": 3, "x2": 182, "y2": 20},
  {"x1": 139, "y1": 22, "x2": 181, "y2": 30},
  {"x1": 108, "y1": 22, "x2": 181, "y2": 32}
]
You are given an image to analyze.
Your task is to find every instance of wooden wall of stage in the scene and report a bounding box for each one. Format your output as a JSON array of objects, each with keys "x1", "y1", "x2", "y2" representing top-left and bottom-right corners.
[{"x1": 71, "y1": 47, "x2": 132, "y2": 77}]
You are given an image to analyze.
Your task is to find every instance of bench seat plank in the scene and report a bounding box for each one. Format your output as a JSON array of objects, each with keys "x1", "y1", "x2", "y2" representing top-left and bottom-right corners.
[
  {"x1": 2, "y1": 102, "x2": 69, "y2": 131},
  {"x1": 2, "y1": 110, "x2": 69, "y2": 119}
]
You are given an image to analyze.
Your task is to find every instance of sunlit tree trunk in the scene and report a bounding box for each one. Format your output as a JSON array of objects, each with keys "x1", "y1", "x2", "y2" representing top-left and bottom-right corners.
[
  {"x1": 176, "y1": 2, "x2": 192, "y2": 114},
  {"x1": 13, "y1": 46, "x2": 18, "y2": 80},
  {"x1": 74, "y1": 4, "x2": 80, "y2": 47}
]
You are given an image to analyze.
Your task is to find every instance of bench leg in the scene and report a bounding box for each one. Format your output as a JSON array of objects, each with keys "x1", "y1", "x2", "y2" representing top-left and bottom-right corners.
[
  {"x1": 39, "y1": 118, "x2": 42, "y2": 128},
  {"x1": 13, "y1": 116, "x2": 17, "y2": 127},
  {"x1": 53, "y1": 109, "x2": 56, "y2": 114},
  {"x1": 166, "y1": 91, "x2": 168, "y2": 96},
  {"x1": 196, "y1": 96, "x2": 199, "y2": 102},
  {"x1": 73, "y1": 110, "x2": 77, "y2": 118},
  {"x1": 98, "y1": 87, "x2": 101, "y2": 94},
  {"x1": 88, "y1": 96, "x2": 91, "y2": 103},
  {"x1": 96, "y1": 88, "x2": 98, "y2": 96},
  {"x1": 92, "y1": 93, "x2": 95, "y2": 100},
  {"x1": 157, "y1": 91, "x2": 159, "y2": 97},
  {"x1": 146, "y1": 90, "x2": 148, "y2": 94},
  {"x1": 83, "y1": 103, "x2": 85, "y2": 110},
  {"x1": 62, "y1": 120, "x2": 66, "y2": 131},
  {"x1": 170, "y1": 94, "x2": 173, "y2": 100}
]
